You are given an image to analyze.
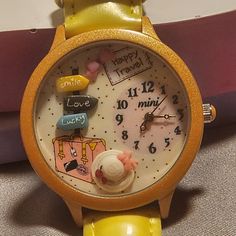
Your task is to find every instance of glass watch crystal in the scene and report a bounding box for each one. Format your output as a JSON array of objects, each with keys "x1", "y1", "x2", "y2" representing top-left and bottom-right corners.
[{"x1": 34, "y1": 41, "x2": 189, "y2": 197}]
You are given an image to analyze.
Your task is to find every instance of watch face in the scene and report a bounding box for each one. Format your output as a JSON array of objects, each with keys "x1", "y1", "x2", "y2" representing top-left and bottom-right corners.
[{"x1": 34, "y1": 40, "x2": 190, "y2": 197}]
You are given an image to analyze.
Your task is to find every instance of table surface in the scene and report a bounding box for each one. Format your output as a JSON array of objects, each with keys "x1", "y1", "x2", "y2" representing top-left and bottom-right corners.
[{"x1": 1, "y1": 124, "x2": 236, "y2": 236}]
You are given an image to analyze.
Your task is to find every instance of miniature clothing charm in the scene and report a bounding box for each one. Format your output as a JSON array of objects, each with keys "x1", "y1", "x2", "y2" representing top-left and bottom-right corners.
[{"x1": 91, "y1": 150, "x2": 137, "y2": 193}]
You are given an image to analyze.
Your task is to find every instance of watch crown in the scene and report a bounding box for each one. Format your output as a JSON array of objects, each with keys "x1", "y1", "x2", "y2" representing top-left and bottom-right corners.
[
  {"x1": 55, "y1": 0, "x2": 64, "y2": 8},
  {"x1": 203, "y1": 104, "x2": 216, "y2": 123}
]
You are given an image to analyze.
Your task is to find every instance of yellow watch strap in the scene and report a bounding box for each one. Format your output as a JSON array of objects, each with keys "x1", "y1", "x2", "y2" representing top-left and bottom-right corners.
[
  {"x1": 83, "y1": 205, "x2": 162, "y2": 236},
  {"x1": 58, "y1": 0, "x2": 143, "y2": 38}
]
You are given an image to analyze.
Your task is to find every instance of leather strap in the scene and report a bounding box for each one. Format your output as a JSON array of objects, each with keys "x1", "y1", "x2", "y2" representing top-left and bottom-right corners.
[
  {"x1": 60, "y1": 0, "x2": 143, "y2": 38},
  {"x1": 83, "y1": 205, "x2": 162, "y2": 236}
]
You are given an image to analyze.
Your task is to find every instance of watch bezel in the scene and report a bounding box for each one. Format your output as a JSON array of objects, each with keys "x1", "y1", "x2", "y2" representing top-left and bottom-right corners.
[{"x1": 20, "y1": 28, "x2": 204, "y2": 211}]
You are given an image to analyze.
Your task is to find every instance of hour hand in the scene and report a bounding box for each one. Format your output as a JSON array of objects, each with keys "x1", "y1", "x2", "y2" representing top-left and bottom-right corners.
[
  {"x1": 139, "y1": 113, "x2": 154, "y2": 132},
  {"x1": 139, "y1": 96, "x2": 168, "y2": 132},
  {"x1": 140, "y1": 121, "x2": 147, "y2": 132}
]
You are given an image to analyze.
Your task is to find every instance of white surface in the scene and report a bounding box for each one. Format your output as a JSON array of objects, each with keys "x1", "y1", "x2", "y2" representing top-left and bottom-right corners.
[
  {"x1": 146, "y1": 0, "x2": 236, "y2": 23},
  {"x1": 0, "y1": 0, "x2": 236, "y2": 32}
]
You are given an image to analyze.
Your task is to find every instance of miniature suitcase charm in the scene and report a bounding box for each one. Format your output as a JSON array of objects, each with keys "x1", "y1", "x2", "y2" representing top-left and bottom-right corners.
[{"x1": 53, "y1": 136, "x2": 106, "y2": 183}]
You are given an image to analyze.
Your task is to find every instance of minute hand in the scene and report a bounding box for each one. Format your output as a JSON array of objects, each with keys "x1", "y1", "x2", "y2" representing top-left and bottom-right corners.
[{"x1": 150, "y1": 95, "x2": 168, "y2": 115}]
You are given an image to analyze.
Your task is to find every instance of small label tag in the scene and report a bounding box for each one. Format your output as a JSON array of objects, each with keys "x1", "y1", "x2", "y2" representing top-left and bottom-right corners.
[
  {"x1": 57, "y1": 113, "x2": 88, "y2": 131},
  {"x1": 56, "y1": 75, "x2": 89, "y2": 93},
  {"x1": 64, "y1": 95, "x2": 98, "y2": 112},
  {"x1": 104, "y1": 47, "x2": 153, "y2": 85}
]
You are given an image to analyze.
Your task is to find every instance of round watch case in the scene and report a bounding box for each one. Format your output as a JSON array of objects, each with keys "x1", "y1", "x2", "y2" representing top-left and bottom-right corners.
[{"x1": 20, "y1": 28, "x2": 204, "y2": 212}]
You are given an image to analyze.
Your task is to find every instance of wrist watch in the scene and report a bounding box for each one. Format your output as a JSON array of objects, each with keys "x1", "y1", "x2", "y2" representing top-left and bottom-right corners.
[{"x1": 20, "y1": 1, "x2": 216, "y2": 235}]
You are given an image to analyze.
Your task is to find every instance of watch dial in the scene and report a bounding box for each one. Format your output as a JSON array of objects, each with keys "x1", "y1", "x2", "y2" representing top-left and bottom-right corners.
[{"x1": 34, "y1": 41, "x2": 189, "y2": 197}]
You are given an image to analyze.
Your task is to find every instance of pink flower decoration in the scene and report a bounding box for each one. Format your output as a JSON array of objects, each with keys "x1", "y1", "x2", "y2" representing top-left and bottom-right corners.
[
  {"x1": 84, "y1": 48, "x2": 114, "y2": 82},
  {"x1": 117, "y1": 150, "x2": 138, "y2": 172},
  {"x1": 98, "y1": 48, "x2": 115, "y2": 64},
  {"x1": 87, "y1": 61, "x2": 101, "y2": 72},
  {"x1": 85, "y1": 61, "x2": 102, "y2": 82}
]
